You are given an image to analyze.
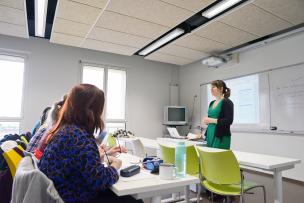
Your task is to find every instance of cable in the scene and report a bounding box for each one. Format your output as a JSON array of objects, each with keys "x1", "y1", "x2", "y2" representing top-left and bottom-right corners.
[{"x1": 189, "y1": 95, "x2": 198, "y2": 131}]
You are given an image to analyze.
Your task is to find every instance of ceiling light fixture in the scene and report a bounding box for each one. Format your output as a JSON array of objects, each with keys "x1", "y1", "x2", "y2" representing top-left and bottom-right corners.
[
  {"x1": 138, "y1": 28, "x2": 185, "y2": 56},
  {"x1": 202, "y1": 0, "x2": 242, "y2": 18},
  {"x1": 35, "y1": 0, "x2": 48, "y2": 37}
]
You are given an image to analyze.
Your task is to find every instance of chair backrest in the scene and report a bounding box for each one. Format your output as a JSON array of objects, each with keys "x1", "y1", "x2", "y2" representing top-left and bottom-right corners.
[
  {"x1": 130, "y1": 138, "x2": 146, "y2": 158},
  {"x1": 196, "y1": 147, "x2": 241, "y2": 185},
  {"x1": 159, "y1": 143, "x2": 199, "y2": 175},
  {"x1": 107, "y1": 134, "x2": 117, "y2": 147},
  {"x1": 11, "y1": 155, "x2": 64, "y2": 203},
  {"x1": 186, "y1": 145, "x2": 199, "y2": 175},
  {"x1": 159, "y1": 144, "x2": 175, "y2": 164},
  {"x1": 3, "y1": 146, "x2": 24, "y2": 177}
]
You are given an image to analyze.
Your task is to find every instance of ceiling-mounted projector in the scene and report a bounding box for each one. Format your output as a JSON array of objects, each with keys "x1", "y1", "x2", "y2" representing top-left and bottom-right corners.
[{"x1": 201, "y1": 56, "x2": 227, "y2": 67}]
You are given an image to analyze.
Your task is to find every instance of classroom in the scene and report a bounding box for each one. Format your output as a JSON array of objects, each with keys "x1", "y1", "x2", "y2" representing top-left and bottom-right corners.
[{"x1": 0, "y1": 0, "x2": 303, "y2": 203}]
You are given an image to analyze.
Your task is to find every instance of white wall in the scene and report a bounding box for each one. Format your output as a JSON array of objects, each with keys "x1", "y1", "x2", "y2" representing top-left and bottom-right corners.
[
  {"x1": 0, "y1": 34, "x2": 176, "y2": 140},
  {"x1": 179, "y1": 32, "x2": 304, "y2": 181}
]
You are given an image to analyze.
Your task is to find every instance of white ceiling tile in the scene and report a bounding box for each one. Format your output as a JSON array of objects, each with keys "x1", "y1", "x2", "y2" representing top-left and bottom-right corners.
[
  {"x1": 0, "y1": 0, "x2": 24, "y2": 10},
  {"x1": 82, "y1": 39, "x2": 138, "y2": 56},
  {"x1": 219, "y1": 4, "x2": 292, "y2": 36},
  {"x1": 195, "y1": 21, "x2": 258, "y2": 46},
  {"x1": 106, "y1": 0, "x2": 193, "y2": 27},
  {"x1": 174, "y1": 34, "x2": 230, "y2": 54},
  {"x1": 157, "y1": 44, "x2": 208, "y2": 61},
  {"x1": 88, "y1": 27, "x2": 151, "y2": 48},
  {"x1": 70, "y1": 0, "x2": 109, "y2": 9},
  {"x1": 52, "y1": 18, "x2": 91, "y2": 37},
  {"x1": 96, "y1": 11, "x2": 170, "y2": 39},
  {"x1": 0, "y1": 5, "x2": 26, "y2": 26},
  {"x1": 50, "y1": 32, "x2": 84, "y2": 47},
  {"x1": 253, "y1": 0, "x2": 304, "y2": 25},
  {"x1": 56, "y1": 0, "x2": 101, "y2": 24},
  {"x1": 145, "y1": 52, "x2": 193, "y2": 65},
  {"x1": 160, "y1": 0, "x2": 215, "y2": 13},
  {"x1": 0, "y1": 22, "x2": 28, "y2": 38}
]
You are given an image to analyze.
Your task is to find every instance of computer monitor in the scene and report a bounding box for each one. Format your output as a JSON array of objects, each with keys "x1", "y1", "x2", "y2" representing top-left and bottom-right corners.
[{"x1": 164, "y1": 106, "x2": 188, "y2": 125}]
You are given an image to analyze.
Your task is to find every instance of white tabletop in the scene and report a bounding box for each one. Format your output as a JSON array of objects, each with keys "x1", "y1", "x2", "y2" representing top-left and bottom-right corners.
[
  {"x1": 157, "y1": 137, "x2": 206, "y2": 146},
  {"x1": 111, "y1": 153, "x2": 199, "y2": 196},
  {"x1": 195, "y1": 146, "x2": 301, "y2": 171},
  {"x1": 233, "y1": 150, "x2": 301, "y2": 171},
  {"x1": 120, "y1": 137, "x2": 300, "y2": 172}
]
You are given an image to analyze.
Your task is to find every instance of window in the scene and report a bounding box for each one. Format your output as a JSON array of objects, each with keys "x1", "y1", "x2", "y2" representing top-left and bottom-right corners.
[
  {"x1": 82, "y1": 66, "x2": 104, "y2": 90},
  {"x1": 81, "y1": 63, "x2": 126, "y2": 132},
  {"x1": 0, "y1": 55, "x2": 25, "y2": 138},
  {"x1": 106, "y1": 69, "x2": 126, "y2": 120}
]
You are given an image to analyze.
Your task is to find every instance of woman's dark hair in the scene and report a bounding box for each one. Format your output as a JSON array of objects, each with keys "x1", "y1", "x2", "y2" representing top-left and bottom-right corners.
[
  {"x1": 40, "y1": 107, "x2": 51, "y2": 126},
  {"x1": 46, "y1": 94, "x2": 68, "y2": 127},
  {"x1": 46, "y1": 84, "x2": 105, "y2": 143},
  {"x1": 56, "y1": 94, "x2": 67, "y2": 107},
  {"x1": 211, "y1": 80, "x2": 231, "y2": 98}
]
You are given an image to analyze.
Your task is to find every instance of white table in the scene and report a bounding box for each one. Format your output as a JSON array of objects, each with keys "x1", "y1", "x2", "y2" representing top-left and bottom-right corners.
[
  {"x1": 111, "y1": 153, "x2": 199, "y2": 203},
  {"x1": 122, "y1": 137, "x2": 300, "y2": 203},
  {"x1": 233, "y1": 150, "x2": 301, "y2": 203}
]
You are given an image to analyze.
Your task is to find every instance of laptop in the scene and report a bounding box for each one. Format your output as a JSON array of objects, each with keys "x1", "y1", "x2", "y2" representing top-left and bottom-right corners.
[{"x1": 167, "y1": 127, "x2": 186, "y2": 139}]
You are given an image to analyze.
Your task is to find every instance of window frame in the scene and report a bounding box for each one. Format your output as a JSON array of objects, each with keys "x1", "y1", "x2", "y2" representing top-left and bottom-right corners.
[
  {"x1": 0, "y1": 50, "x2": 28, "y2": 134},
  {"x1": 80, "y1": 61, "x2": 127, "y2": 128}
]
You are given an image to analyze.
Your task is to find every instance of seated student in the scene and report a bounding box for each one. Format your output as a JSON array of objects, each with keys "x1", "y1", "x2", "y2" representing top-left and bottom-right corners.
[
  {"x1": 27, "y1": 97, "x2": 66, "y2": 153},
  {"x1": 38, "y1": 84, "x2": 142, "y2": 203},
  {"x1": 31, "y1": 106, "x2": 51, "y2": 136}
]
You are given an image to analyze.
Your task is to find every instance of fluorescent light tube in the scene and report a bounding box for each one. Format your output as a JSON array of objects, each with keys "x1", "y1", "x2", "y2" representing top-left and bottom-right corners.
[
  {"x1": 35, "y1": 0, "x2": 48, "y2": 37},
  {"x1": 139, "y1": 28, "x2": 185, "y2": 56},
  {"x1": 202, "y1": 0, "x2": 242, "y2": 18}
]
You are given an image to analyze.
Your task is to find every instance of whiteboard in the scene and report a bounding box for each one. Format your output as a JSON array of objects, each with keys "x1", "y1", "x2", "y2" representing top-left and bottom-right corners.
[
  {"x1": 269, "y1": 64, "x2": 304, "y2": 133},
  {"x1": 200, "y1": 62, "x2": 304, "y2": 134}
]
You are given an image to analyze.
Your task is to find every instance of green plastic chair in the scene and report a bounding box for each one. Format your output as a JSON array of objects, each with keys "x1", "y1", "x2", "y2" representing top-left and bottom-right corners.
[
  {"x1": 159, "y1": 143, "x2": 199, "y2": 176},
  {"x1": 107, "y1": 134, "x2": 117, "y2": 147},
  {"x1": 196, "y1": 146, "x2": 266, "y2": 203}
]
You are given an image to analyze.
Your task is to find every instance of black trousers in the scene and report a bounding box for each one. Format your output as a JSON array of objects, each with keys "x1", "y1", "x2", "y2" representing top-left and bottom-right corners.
[{"x1": 87, "y1": 189, "x2": 143, "y2": 203}]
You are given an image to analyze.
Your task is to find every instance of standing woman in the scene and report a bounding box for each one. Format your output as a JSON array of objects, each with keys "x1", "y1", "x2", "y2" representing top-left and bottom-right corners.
[
  {"x1": 39, "y1": 84, "x2": 142, "y2": 203},
  {"x1": 203, "y1": 80, "x2": 234, "y2": 149}
]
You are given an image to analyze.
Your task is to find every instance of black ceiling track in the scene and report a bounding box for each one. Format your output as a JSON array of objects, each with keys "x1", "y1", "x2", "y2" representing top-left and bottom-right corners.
[
  {"x1": 134, "y1": 0, "x2": 249, "y2": 57},
  {"x1": 219, "y1": 23, "x2": 304, "y2": 55},
  {"x1": 26, "y1": 0, "x2": 35, "y2": 37},
  {"x1": 45, "y1": 0, "x2": 58, "y2": 39},
  {"x1": 26, "y1": 0, "x2": 58, "y2": 39}
]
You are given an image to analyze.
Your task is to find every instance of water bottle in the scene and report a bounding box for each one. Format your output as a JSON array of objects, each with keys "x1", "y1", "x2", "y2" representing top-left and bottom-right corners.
[{"x1": 175, "y1": 142, "x2": 186, "y2": 178}]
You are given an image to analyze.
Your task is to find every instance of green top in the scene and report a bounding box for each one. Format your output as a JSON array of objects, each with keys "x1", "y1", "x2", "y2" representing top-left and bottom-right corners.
[{"x1": 206, "y1": 99, "x2": 231, "y2": 149}]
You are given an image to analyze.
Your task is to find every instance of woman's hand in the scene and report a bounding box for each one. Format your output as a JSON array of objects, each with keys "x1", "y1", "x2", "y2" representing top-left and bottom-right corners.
[
  {"x1": 108, "y1": 156, "x2": 122, "y2": 170},
  {"x1": 107, "y1": 146, "x2": 128, "y2": 156},
  {"x1": 203, "y1": 117, "x2": 217, "y2": 125},
  {"x1": 98, "y1": 144, "x2": 107, "y2": 161}
]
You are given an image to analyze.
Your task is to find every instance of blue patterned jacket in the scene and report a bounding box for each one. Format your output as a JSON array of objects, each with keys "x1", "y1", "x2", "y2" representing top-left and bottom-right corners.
[{"x1": 38, "y1": 125, "x2": 119, "y2": 203}]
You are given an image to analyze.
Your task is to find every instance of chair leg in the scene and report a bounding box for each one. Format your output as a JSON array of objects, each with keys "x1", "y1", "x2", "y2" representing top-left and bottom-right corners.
[
  {"x1": 196, "y1": 184, "x2": 201, "y2": 203},
  {"x1": 261, "y1": 186, "x2": 266, "y2": 203},
  {"x1": 252, "y1": 185, "x2": 267, "y2": 203},
  {"x1": 211, "y1": 192, "x2": 214, "y2": 202},
  {"x1": 240, "y1": 195, "x2": 244, "y2": 203}
]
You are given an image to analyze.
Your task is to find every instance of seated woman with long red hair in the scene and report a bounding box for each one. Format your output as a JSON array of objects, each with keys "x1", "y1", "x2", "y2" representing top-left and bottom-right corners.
[{"x1": 38, "y1": 84, "x2": 142, "y2": 203}]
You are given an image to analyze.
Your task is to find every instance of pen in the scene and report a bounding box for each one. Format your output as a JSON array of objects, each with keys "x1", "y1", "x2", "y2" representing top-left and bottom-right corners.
[
  {"x1": 116, "y1": 137, "x2": 122, "y2": 153},
  {"x1": 102, "y1": 148, "x2": 111, "y2": 165}
]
